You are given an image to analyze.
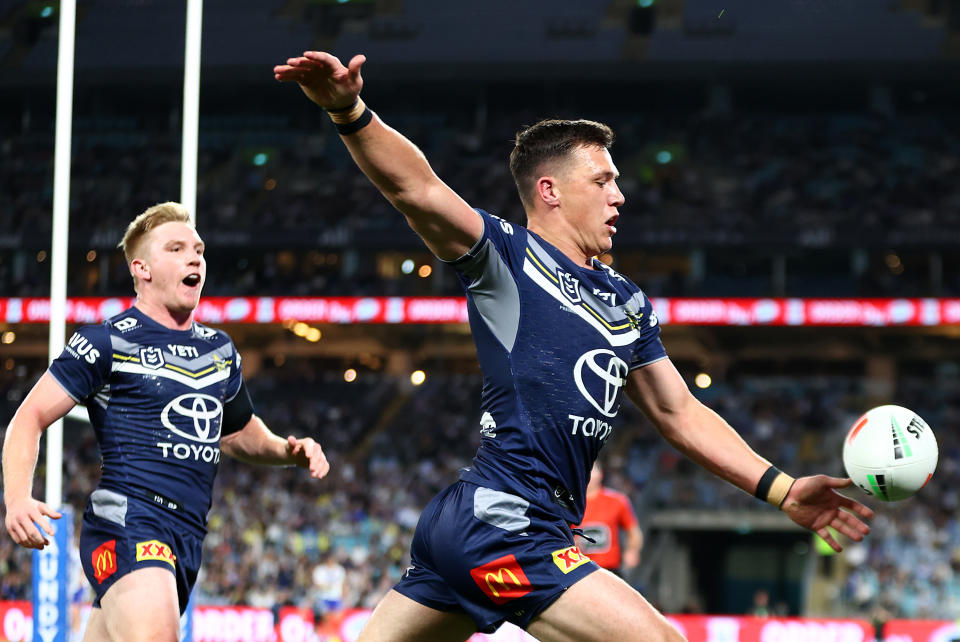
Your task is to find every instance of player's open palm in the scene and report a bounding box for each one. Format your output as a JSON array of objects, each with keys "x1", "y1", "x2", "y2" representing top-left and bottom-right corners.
[
  {"x1": 274, "y1": 51, "x2": 365, "y2": 111},
  {"x1": 4, "y1": 496, "x2": 61, "y2": 550},
  {"x1": 781, "y1": 475, "x2": 874, "y2": 552}
]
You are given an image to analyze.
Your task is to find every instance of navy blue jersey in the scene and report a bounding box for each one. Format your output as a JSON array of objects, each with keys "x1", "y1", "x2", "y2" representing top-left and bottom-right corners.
[
  {"x1": 452, "y1": 210, "x2": 667, "y2": 525},
  {"x1": 49, "y1": 307, "x2": 242, "y2": 534}
]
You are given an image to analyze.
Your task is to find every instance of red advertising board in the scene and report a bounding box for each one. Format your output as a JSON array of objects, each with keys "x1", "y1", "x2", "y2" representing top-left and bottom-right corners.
[
  {"x1": 882, "y1": 619, "x2": 960, "y2": 642},
  {"x1": 2, "y1": 296, "x2": 959, "y2": 327},
  {"x1": 667, "y1": 615, "x2": 875, "y2": 642},
  {"x1": 0, "y1": 602, "x2": 876, "y2": 642},
  {"x1": 0, "y1": 602, "x2": 32, "y2": 642}
]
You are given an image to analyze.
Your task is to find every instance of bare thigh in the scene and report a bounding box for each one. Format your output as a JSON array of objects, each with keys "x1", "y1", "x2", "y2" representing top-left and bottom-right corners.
[
  {"x1": 82, "y1": 567, "x2": 180, "y2": 642},
  {"x1": 526, "y1": 569, "x2": 686, "y2": 642},
  {"x1": 357, "y1": 589, "x2": 477, "y2": 642}
]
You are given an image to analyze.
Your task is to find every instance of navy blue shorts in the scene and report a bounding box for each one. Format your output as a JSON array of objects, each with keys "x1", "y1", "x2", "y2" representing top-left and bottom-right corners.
[
  {"x1": 78, "y1": 489, "x2": 203, "y2": 614},
  {"x1": 394, "y1": 481, "x2": 599, "y2": 633}
]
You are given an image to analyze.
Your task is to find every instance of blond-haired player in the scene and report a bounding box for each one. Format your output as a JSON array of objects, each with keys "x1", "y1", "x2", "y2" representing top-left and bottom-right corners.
[{"x1": 3, "y1": 202, "x2": 330, "y2": 642}]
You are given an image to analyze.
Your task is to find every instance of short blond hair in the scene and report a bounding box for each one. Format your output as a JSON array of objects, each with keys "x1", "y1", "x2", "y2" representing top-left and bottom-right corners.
[{"x1": 119, "y1": 202, "x2": 193, "y2": 291}]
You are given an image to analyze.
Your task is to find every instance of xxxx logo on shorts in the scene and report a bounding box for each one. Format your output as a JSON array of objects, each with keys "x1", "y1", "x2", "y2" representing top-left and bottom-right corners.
[
  {"x1": 552, "y1": 545, "x2": 590, "y2": 574},
  {"x1": 136, "y1": 540, "x2": 177, "y2": 568},
  {"x1": 92, "y1": 540, "x2": 117, "y2": 584},
  {"x1": 469, "y1": 554, "x2": 534, "y2": 605}
]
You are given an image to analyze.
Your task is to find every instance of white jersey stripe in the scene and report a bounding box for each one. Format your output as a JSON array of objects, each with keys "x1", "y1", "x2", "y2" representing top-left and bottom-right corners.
[
  {"x1": 112, "y1": 361, "x2": 231, "y2": 389},
  {"x1": 522, "y1": 258, "x2": 640, "y2": 347}
]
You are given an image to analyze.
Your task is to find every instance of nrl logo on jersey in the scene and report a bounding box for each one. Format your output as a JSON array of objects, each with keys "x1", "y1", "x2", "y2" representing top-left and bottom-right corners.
[
  {"x1": 139, "y1": 346, "x2": 165, "y2": 370},
  {"x1": 556, "y1": 269, "x2": 582, "y2": 305}
]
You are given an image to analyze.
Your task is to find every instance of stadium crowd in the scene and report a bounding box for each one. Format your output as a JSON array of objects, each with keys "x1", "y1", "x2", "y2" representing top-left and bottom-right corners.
[
  {"x1": 2, "y1": 358, "x2": 959, "y2": 620},
  {"x1": 3, "y1": 105, "x2": 959, "y2": 298}
]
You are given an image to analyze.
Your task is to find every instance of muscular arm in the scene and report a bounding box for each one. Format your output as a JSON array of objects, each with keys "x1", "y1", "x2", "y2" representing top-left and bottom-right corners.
[
  {"x1": 220, "y1": 415, "x2": 330, "y2": 479},
  {"x1": 2, "y1": 372, "x2": 75, "y2": 549},
  {"x1": 626, "y1": 359, "x2": 771, "y2": 493},
  {"x1": 274, "y1": 52, "x2": 483, "y2": 260},
  {"x1": 627, "y1": 359, "x2": 873, "y2": 551}
]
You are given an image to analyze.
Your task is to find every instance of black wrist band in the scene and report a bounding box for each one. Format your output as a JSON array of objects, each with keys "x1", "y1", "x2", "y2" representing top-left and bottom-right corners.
[
  {"x1": 335, "y1": 107, "x2": 373, "y2": 135},
  {"x1": 754, "y1": 465, "x2": 781, "y2": 500}
]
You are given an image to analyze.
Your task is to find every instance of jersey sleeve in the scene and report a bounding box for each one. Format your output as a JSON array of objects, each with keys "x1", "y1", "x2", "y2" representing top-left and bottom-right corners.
[
  {"x1": 224, "y1": 339, "x2": 244, "y2": 403},
  {"x1": 445, "y1": 209, "x2": 525, "y2": 353},
  {"x1": 48, "y1": 324, "x2": 112, "y2": 403},
  {"x1": 446, "y1": 209, "x2": 523, "y2": 278},
  {"x1": 629, "y1": 295, "x2": 667, "y2": 369}
]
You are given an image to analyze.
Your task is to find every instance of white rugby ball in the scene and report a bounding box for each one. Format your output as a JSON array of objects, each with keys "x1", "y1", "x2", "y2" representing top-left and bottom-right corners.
[{"x1": 843, "y1": 405, "x2": 937, "y2": 502}]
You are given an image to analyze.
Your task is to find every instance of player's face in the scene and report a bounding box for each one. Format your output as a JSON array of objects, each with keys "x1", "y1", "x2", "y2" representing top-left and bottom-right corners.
[
  {"x1": 560, "y1": 145, "x2": 624, "y2": 257},
  {"x1": 140, "y1": 222, "x2": 206, "y2": 314}
]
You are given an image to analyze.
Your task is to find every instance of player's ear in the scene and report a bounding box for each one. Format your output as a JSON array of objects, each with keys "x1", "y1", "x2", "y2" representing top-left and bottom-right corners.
[
  {"x1": 536, "y1": 176, "x2": 561, "y2": 207},
  {"x1": 131, "y1": 258, "x2": 150, "y2": 282}
]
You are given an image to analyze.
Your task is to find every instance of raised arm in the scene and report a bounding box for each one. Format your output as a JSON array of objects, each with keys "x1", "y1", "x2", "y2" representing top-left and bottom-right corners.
[
  {"x1": 220, "y1": 415, "x2": 330, "y2": 479},
  {"x1": 2, "y1": 372, "x2": 75, "y2": 549},
  {"x1": 274, "y1": 51, "x2": 483, "y2": 260},
  {"x1": 626, "y1": 358, "x2": 874, "y2": 552}
]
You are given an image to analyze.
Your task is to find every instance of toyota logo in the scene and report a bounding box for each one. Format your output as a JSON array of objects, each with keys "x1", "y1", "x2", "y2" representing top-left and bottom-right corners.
[
  {"x1": 573, "y1": 349, "x2": 628, "y2": 417},
  {"x1": 161, "y1": 393, "x2": 223, "y2": 443}
]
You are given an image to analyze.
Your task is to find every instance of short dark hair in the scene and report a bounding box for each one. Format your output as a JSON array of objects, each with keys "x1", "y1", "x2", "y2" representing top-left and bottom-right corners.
[{"x1": 509, "y1": 119, "x2": 615, "y2": 209}]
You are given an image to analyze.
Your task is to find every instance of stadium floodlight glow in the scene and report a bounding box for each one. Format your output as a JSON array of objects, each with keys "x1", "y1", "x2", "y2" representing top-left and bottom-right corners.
[
  {"x1": 411, "y1": 370, "x2": 426, "y2": 386},
  {"x1": 694, "y1": 373, "x2": 712, "y2": 389},
  {"x1": 401, "y1": 259, "x2": 415, "y2": 274}
]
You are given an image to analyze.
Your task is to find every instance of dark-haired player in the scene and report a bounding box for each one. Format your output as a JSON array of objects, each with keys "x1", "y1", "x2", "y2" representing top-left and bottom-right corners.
[
  {"x1": 3, "y1": 202, "x2": 330, "y2": 642},
  {"x1": 275, "y1": 51, "x2": 873, "y2": 642}
]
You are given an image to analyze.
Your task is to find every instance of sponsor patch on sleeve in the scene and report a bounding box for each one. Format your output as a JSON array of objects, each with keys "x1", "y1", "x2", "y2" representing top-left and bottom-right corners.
[
  {"x1": 136, "y1": 540, "x2": 177, "y2": 568},
  {"x1": 551, "y1": 545, "x2": 591, "y2": 574},
  {"x1": 469, "y1": 554, "x2": 534, "y2": 605}
]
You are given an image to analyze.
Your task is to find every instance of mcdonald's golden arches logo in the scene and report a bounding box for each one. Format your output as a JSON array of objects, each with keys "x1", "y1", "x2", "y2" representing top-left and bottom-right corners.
[
  {"x1": 469, "y1": 554, "x2": 534, "y2": 605},
  {"x1": 92, "y1": 540, "x2": 117, "y2": 584}
]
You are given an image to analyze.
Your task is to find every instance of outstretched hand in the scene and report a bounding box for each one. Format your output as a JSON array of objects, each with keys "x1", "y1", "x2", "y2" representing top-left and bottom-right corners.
[
  {"x1": 4, "y1": 497, "x2": 62, "y2": 550},
  {"x1": 781, "y1": 475, "x2": 873, "y2": 552},
  {"x1": 286, "y1": 435, "x2": 330, "y2": 479},
  {"x1": 274, "y1": 51, "x2": 366, "y2": 111}
]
